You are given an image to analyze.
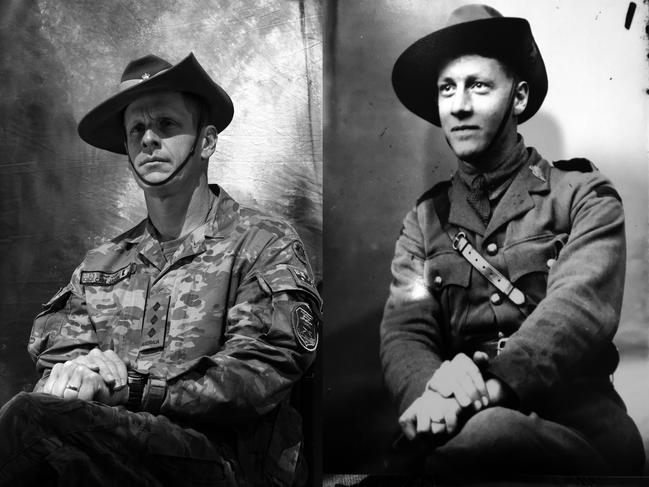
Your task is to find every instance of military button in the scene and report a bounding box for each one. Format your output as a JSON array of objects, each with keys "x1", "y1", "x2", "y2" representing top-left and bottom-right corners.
[
  {"x1": 490, "y1": 293, "x2": 502, "y2": 305},
  {"x1": 497, "y1": 331, "x2": 505, "y2": 339},
  {"x1": 486, "y1": 243, "x2": 498, "y2": 255},
  {"x1": 547, "y1": 258, "x2": 556, "y2": 269},
  {"x1": 433, "y1": 275, "x2": 443, "y2": 291}
]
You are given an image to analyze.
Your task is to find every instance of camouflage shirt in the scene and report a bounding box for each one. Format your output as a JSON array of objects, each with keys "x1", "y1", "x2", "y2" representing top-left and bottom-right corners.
[{"x1": 28, "y1": 185, "x2": 321, "y2": 485}]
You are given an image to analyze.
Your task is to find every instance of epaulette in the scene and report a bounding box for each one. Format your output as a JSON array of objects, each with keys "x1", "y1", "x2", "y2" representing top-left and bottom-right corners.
[
  {"x1": 554, "y1": 158, "x2": 621, "y2": 202},
  {"x1": 416, "y1": 180, "x2": 451, "y2": 206},
  {"x1": 417, "y1": 180, "x2": 452, "y2": 228},
  {"x1": 552, "y1": 157, "x2": 597, "y2": 173}
]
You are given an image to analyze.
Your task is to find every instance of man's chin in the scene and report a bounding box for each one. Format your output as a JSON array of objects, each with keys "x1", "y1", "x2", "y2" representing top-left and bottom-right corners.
[
  {"x1": 450, "y1": 143, "x2": 485, "y2": 162},
  {"x1": 132, "y1": 171, "x2": 172, "y2": 187}
]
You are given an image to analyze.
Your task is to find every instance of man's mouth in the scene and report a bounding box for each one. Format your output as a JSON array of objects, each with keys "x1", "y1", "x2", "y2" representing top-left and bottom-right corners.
[
  {"x1": 451, "y1": 125, "x2": 480, "y2": 132},
  {"x1": 139, "y1": 157, "x2": 167, "y2": 167}
]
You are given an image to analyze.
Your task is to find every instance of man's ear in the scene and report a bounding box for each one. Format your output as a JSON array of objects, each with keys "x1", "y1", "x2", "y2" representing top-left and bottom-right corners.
[
  {"x1": 200, "y1": 125, "x2": 218, "y2": 160},
  {"x1": 513, "y1": 80, "x2": 529, "y2": 117}
]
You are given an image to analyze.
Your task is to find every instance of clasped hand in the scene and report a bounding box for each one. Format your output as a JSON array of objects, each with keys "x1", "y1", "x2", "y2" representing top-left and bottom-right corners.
[
  {"x1": 39, "y1": 348, "x2": 129, "y2": 406},
  {"x1": 399, "y1": 351, "x2": 500, "y2": 440}
]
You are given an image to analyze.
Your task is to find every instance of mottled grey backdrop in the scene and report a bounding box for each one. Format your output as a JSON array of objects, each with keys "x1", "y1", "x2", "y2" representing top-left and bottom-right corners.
[{"x1": 0, "y1": 0, "x2": 321, "y2": 410}]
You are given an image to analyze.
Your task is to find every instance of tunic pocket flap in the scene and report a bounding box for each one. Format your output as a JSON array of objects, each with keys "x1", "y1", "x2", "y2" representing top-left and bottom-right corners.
[
  {"x1": 504, "y1": 244, "x2": 553, "y2": 283},
  {"x1": 425, "y1": 252, "x2": 471, "y2": 289}
]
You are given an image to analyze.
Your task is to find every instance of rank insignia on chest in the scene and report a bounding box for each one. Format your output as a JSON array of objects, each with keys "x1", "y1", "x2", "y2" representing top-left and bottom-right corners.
[
  {"x1": 140, "y1": 295, "x2": 170, "y2": 353},
  {"x1": 292, "y1": 303, "x2": 318, "y2": 352},
  {"x1": 80, "y1": 263, "x2": 135, "y2": 286}
]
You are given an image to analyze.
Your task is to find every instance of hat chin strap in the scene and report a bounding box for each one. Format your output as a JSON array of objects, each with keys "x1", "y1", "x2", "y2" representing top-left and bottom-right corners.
[
  {"x1": 453, "y1": 81, "x2": 518, "y2": 164},
  {"x1": 124, "y1": 117, "x2": 203, "y2": 187}
]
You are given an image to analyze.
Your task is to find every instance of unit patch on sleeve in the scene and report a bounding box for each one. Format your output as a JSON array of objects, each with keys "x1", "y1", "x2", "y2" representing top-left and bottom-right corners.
[
  {"x1": 81, "y1": 263, "x2": 135, "y2": 286},
  {"x1": 292, "y1": 303, "x2": 318, "y2": 352},
  {"x1": 292, "y1": 240, "x2": 308, "y2": 265}
]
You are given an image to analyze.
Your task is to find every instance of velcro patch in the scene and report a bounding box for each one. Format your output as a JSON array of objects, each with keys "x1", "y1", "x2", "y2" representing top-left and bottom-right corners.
[
  {"x1": 292, "y1": 240, "x2": 308, "y2": 265},
  {"x1": 81, "y1": 263, "x2": 135, "y2": 286},
  {"x1": 288, "y1": 266, "x2": 314, "y2": 287},
  {"x1": 292, "y1": 303, "x2": 318, "y2": 352},
  {"x1": 140, "y1": 295, "x2": 170, "y2": 353}
]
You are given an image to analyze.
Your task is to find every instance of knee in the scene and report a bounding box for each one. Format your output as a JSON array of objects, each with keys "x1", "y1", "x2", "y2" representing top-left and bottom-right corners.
[
  {"x1": 458, "y1": 406, "x2": 534, "y2": 446},
  {"x1": 0, "y1": 392, "x2": 37, "y2": 425},
  {"x1": 0, "y1": 392, "x2": 71, "y2": 433},
  {"x1": 0, "y1": 393, "x2": 44, "y2": 449}
]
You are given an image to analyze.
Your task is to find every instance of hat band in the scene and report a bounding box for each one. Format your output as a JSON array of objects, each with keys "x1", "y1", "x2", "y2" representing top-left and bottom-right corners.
[{"x1": 118, "y1": 67, "x2": 171, "y2": 91}]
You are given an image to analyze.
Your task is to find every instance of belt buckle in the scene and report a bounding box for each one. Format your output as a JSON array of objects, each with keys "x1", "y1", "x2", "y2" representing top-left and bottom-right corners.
[
  {"x1": 497, "y1": 337, "x2": 508, "y2": 355},
  {"x1": 452, "y1": 231, "x2": 466, "y2": 251}
]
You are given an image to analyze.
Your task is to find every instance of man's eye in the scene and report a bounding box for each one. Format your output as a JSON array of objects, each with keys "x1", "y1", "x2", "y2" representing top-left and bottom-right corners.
[
  {"x1": 472, "y1": 82, "x2": 488, "y2": 91},
  {"x1": 159, "y1": 118, "x2": 176, "y2": 128},
  {"x1": 129, "y1": 125, "x2": 144, "y2": 136},
  {"x1": 438, "y1": 84, "x2": 455, "y2": 96}
]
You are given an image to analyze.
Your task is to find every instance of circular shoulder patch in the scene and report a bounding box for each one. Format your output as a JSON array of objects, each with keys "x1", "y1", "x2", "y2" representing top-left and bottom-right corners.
[
  {"x1": 292, "y1": 303, "x2": 318, "y2": 352},
  {"x1": 292, "y1": 240, "x2": 308, "y2": 265}
]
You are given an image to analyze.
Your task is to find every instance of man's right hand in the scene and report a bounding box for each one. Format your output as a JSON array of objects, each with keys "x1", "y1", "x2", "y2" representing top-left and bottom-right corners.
[
  {"x1": 426, "y1": 352, "x2": 490, "y2": 410},
  {"x1": 398, "y1": 389, "x2": 462, "y2": 440}
]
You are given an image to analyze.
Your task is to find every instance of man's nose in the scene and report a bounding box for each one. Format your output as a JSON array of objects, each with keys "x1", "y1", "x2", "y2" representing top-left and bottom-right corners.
[
  {"x1": 451, "y1": 89, "x2": 472, "y2": 117},
  {"x1": 141, "y1": 128, "x2": 161, "y2": 151}
]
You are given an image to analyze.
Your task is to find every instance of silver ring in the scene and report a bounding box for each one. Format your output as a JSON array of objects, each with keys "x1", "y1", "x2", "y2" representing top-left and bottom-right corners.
[{"x1": 66, "y1": 385, "x2": 79, "y2": 391}]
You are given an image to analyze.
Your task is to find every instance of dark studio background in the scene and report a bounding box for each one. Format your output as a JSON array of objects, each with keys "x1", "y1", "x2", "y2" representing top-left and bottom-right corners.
[
  {"x1": 323, "y1": 0, "x2": 649, "y2": 474},
  {"x1": 0, "y1": 0, "x2": 322, "y2": 477}
]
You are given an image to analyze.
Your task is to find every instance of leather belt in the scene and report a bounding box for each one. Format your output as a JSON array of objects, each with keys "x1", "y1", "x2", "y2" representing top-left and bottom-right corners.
[{"x1": 452, "y1": 231, "x2": 525, "y2": 306}]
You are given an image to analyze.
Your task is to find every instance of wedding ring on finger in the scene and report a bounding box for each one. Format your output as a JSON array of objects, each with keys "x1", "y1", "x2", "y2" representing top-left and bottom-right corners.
[{"x1": 66, "y1": 385, "x2": 79, "y2": 392}]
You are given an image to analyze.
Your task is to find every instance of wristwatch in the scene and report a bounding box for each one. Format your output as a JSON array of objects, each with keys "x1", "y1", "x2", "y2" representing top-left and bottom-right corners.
[{"x1": 126, "y1": 370, "x2": 167, "y2": 414}]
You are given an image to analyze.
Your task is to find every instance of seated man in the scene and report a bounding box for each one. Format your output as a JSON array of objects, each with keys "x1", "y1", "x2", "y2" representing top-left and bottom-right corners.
[
  {"x1": 0, "y1": 53, "x2": 321, "y2": 486},
  {"x1": 381, "y1": 4, "x2": 643, "y2": 476}
]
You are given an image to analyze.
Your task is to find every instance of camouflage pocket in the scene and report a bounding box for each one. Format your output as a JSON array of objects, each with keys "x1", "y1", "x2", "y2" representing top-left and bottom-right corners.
[{"x1": 84, "y1": 272, "x2": 149, "y2": 342}]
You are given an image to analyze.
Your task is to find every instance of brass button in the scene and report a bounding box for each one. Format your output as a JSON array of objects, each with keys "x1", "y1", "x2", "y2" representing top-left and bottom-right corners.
[
  {"x1": 490, "y1": 293, "x2": 502, "y2": 305},
  {"x1": 547, "y1": 258, "x2": 556, "y2": 269},
  {"x1": 486, "y1": 243, "x2": 498, "y2": 255},
  {"x1": 433, "y1": 275, "x2": 443, "y2": 290}
]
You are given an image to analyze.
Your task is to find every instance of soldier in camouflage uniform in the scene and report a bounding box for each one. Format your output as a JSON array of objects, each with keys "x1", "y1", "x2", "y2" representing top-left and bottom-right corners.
[
  {"x1": 0, "y1": 53, "x2": 321, "y2": 486},
  {"x1": 382, "y1": 4, "x2": 644, "y2": 476}
]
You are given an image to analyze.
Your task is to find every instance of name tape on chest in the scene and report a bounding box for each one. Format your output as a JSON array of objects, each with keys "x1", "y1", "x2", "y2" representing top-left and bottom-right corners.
[{"x1": 80, "y1": 263, "x2": 135, "y2": 286}]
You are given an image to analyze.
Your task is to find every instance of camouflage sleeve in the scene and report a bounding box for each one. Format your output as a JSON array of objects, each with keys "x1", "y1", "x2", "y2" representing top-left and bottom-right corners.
[
  {"x1": 28, "y1": 264, "x2": 99, "y2": 389},
  {"x1": 160, "y1": 232, "x2": 321, "y2": 425}
]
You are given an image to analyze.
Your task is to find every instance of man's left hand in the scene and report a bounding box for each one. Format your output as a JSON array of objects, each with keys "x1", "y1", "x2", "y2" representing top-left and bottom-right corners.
[{"x1": 40, "y1": 360, "x2": 128, "y2": 406}]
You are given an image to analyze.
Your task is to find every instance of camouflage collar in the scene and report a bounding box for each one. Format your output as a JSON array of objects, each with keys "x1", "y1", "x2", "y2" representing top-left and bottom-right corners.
[
  {"x1": 204, "y1": 184, "x2": 241, "y2": 239},
  {"x1": 122, "y1": 184, "x2": 241, "y2": 246}
]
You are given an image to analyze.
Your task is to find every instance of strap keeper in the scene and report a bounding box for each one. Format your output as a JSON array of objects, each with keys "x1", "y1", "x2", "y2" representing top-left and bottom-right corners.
[
  {"x1": 142, "y1": 376, "x2": 167, "y2": 414},
  {"x1": 126, "y1": 370, "x2": 147, "y2": 411}
]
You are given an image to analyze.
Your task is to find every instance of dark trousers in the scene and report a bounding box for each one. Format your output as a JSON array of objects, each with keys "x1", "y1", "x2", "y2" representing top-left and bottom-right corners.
[
  {"x1": 427, "y1": 404, "x2": 645, "y2": 477},
  {"x1": 0, "y1": 392, "x2": 241, "y2": 487}
]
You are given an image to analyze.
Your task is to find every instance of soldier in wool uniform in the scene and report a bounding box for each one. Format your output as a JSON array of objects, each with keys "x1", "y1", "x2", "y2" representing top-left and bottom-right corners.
[{"x1": 381, "y1": 4, "x2": 644, "y2": 476}]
